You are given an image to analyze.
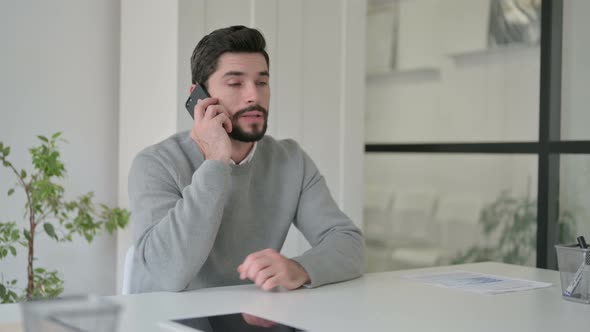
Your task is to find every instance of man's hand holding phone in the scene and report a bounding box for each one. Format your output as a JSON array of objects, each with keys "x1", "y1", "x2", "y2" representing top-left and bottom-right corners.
[{"x1": 190, "y1": 97, "x2": 233, "y2": 165}]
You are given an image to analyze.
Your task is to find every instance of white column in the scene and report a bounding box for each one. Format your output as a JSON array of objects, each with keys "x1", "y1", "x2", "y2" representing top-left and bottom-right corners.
[{"x1": 117, "y1": 0, "x2": 181, "y2": 292}]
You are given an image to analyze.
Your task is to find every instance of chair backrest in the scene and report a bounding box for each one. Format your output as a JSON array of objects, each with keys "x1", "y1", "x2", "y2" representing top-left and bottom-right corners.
[
  {"x1": 391, "y1": 191, "x2": 439, "y2": 240},
  {"x1": 122, "y1": 246, "x2": 135, "y2": 295},
  {"x1": 436, "y1": 196, "x2": 483, "y2": 252},
  {"x1": 363, "y1": 186, "x2": 395, "y2": 246}
]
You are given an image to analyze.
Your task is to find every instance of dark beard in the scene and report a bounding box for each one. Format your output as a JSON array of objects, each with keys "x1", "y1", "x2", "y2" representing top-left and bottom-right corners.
[{"x1": 228, "y1": 105, "x2": 268, "y2": 142}]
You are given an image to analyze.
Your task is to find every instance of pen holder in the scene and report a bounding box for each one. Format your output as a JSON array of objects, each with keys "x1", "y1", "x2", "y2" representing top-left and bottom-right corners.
[
  {"x1": 20, "y1": 295, "x2": 121, "y2": 332},
  {"x1": 555, "y1": 244, "x2": 590, "y2": 304}
]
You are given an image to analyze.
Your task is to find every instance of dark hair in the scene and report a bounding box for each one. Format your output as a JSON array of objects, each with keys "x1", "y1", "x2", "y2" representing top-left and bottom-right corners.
[{"x1": 190, "y1": 25, "x2": 269, "y2": 85}]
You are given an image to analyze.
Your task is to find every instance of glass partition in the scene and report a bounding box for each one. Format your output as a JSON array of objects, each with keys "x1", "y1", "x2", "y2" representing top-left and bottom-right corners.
[{"x1": 364, "y1": 153, "x2": 539, "y2": 272}]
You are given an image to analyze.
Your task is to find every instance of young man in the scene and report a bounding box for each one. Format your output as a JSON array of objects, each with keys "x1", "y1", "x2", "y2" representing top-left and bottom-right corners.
[{"x1": 128, "y1": 26, "x2": 364, "y2": 293}]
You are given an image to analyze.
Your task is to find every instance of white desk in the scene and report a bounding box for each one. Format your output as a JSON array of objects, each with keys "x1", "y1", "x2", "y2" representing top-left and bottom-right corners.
[{"x1": 1, "y1": 262, "x2": 588, "y2": 331}]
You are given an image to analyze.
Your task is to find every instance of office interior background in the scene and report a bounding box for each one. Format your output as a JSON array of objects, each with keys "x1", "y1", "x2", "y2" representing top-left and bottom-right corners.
[{"x1": 0, "y1": 0, "x2": 588, "y2": 297}]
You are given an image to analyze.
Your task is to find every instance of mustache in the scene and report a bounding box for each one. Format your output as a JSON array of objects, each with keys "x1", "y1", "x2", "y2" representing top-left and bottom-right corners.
[{"x1": 234, "y1": 105, "x2": 268, "y2": 118}]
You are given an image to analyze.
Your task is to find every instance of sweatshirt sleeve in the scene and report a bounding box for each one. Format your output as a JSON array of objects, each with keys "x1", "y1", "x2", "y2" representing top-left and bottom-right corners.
[
  {"x1": 290, "y1": 150, "x2": 366, "y2": 288},
  {"x1": 128, "y1": 151, "x2": 231, "y2": 291}
]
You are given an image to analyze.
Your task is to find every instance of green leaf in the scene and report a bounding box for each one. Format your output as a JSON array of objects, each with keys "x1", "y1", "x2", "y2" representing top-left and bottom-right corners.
[
  {"x1": 7, "y1": 189, "x2": 14, "y2": 197},
  {"x1": 43, "y1": 223, "x2": 57, "y2": 240},
  {"x1": 11, "y1": 229, "x2": 19, "y2": 241},
  {"x1": 20, "y1": 169, "x2": 27, "y2": 179},
  {"x1": 52, "y1": 132, "x2": 62, "y2": 139},
  {"x1": 9, "y1": 246, "x2": 16, "y2": 256},
  {"x1": 30, "y1": 268, "x2": 64, "y2": 299},
  {"x1": 0, "y1": 284, "x2": 5, "y2": 297},
  {"x1": 37, "y1": 135, "x2": 49, "y2": 143},
  {"x1": 23, "y1": 229, "x2": 31, "y2": 241},
  {"x1": 84, "y1": 233, "x2": 93, "y2": 242},
  {"x1": 4, "y1": 147, "x2": 10, "y2": 156}
]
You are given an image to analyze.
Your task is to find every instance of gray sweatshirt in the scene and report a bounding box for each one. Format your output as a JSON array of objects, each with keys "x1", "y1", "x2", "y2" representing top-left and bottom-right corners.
[{"x1": 127, "y1": 131, "x2": 365, "y2": 293}]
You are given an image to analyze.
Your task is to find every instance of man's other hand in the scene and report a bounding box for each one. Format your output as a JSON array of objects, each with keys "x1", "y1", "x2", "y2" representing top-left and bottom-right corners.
[
  {"x1": 237, "y1": 249, "x2": 310, "y2": 291},
  {"x1": 241, "y1": 313, "x2": 277, "y2": 328}
]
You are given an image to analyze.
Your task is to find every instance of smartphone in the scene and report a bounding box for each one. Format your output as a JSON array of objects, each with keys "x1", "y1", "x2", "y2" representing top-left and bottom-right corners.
[{"x1": 185, "y1": 83, "x2": 211, "y2": 119}]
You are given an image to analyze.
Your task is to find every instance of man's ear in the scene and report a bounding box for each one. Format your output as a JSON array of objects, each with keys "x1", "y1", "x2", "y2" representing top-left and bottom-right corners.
[{"x1": 189, "y1": 84, "x2": 196, "y2": 94}]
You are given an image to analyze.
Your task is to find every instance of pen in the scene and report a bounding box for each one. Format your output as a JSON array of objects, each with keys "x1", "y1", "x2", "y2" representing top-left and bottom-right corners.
[
  {"x1": 564, "y1": 236, "x2": 589, "y2": 297},
  {"x1": 577, "y1": 236, "x2": 588, "y2": 249}
]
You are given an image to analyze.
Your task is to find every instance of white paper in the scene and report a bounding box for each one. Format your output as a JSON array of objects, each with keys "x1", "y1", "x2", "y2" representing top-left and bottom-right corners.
[{"x1": 401, "y1": 271, "x2": 552, "y2": 295}]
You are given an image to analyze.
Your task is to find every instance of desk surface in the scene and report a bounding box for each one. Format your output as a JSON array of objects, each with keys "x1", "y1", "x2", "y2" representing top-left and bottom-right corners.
[{"x1": 1, "y1": 262, "x2": 589, "y2": 332}]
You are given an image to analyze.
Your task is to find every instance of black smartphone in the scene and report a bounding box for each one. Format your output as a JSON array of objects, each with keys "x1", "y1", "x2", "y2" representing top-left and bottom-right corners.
[{"x1": 185, "y1": 83, "x2": 211, "y2": 119}]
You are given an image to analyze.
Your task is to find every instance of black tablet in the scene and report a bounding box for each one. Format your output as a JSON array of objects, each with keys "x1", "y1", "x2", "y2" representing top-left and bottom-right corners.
[{"x1": 159, "y1": 312, "x2": 306, "y2": 332}]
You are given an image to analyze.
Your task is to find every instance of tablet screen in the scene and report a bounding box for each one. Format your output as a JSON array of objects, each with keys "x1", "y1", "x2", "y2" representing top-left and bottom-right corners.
[{"x1": 164, "y1": 312, "x2": 306, "y2": 332}]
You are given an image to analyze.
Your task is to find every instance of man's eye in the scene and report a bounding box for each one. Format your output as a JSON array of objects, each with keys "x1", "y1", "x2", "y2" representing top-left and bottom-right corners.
[
  {"x1": 257, "y1": 81, "x2": 268, "y2": 86},
  {"x1": 228, "y1": 83, "x2": 241, "y2": 87}
]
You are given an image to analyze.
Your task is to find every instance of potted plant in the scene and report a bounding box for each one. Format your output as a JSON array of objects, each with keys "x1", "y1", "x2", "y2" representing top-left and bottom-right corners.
[
  {"x1": 0, "y1": 133, "x2": 129, "y2": 303},
  {"x1": 451, "y1": 190, "x2": 576, "y2": 265}
]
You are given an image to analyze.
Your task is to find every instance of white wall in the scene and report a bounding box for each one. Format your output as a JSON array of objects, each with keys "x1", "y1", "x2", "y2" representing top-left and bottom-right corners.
[
  {"x1": 0, "y1": 1, "x2": 121, "y2": 295},
  {"x1": 561, "y1": 0, "x2": 590, "y2": 140},
  {"x1": 560, "y1": 0, "x2": 590, "y2": 239},
  {"x1": 365, "y1": 0, "x2": 539, "y2": 144},
  {"x1": 364, "y1": 42, "x2": 540, "y2": 210},
  {"x1": 117, "y1": 0, "x2": 366, "y2": 292}
]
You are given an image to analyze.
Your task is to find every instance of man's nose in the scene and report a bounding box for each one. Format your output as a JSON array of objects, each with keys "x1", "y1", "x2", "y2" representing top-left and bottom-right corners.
[{"x1": 244, "y1": 82, "x2": 259, "y2": 104}]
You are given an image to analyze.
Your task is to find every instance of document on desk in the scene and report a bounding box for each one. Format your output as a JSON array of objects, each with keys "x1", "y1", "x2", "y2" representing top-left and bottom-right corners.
[{"x1": 401, "y1": 271, "x2": 552, "y2": 295}]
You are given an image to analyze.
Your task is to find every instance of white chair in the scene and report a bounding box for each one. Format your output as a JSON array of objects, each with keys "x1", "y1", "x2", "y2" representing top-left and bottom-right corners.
[
  {"x1": 390, "y1": 191, "x2": 439, "y2": 247},
  {"x1": 364, "y1": 186, "x2": 396, "y2": 272},
  {"x1": 389, "y1": 191, "x2": 440, "y2": 269},
  {"x1": 122, "y1": 246, "x2": 135, "y2": 295},
  {"x1": 391, "y1": 195, "x2": 484, "y2": 269},
  {"x1": 436, "y1": 196, "x2": 483, "y2": 255},
  {"x1": 363, "y1": 186, "x2": 395, "y2": 247}
]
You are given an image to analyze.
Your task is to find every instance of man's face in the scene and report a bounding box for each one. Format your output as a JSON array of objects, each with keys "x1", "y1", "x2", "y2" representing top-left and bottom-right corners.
[{"x1": 205, "y1": 52, "x2": 270, "y2": 142}]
